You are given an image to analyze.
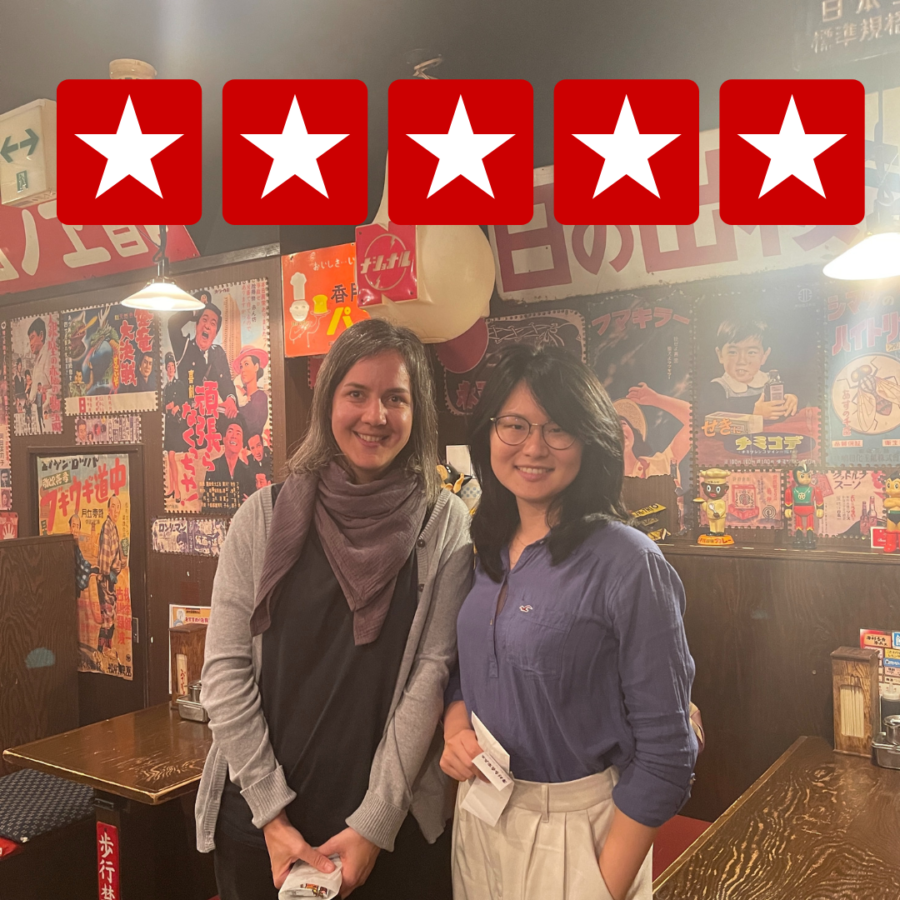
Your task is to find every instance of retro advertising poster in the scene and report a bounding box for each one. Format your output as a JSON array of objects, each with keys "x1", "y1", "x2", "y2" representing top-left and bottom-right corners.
[
  {"x1": 36, "y1": 453, "x2": 133, "y2": 680},
  {"x1": 282, "y1": 243, "x2": 369, "y2": 357},
  {"x1": 694, "y1": 282, "x2": 821, "y2": 467},
  {"x1": 160, "y1": 280, "x2": 274, "y2": 514},
  {"x1": 74, "y1": 415, "x2": 142, "y2": 445},
  {"x1": 826, "y1": 286, "x2": 900, "y2": 466},
  {"x1": 697, "y1": 470, "x2": 783, "y2": 530},
  {"x1": 62, "y1": 305, "x2": 158, "y2": 415},
  {"x1": 152, "y1": 518, "x2": 227, "y2": 556},
  {"x1": 588, "y1": 289, "x2": 692, "y2": 524},
  {"x1": 0, "y1": 322, "x2": 10, "y2": 509},
  {"x1": 10, "y1": 312, "x2": 63, "y2": 435},
  {"x1": 814, "y1": 469, "x2": 886, "y2": 538},
  {"x1": 441, "y1": 311, "x2": 586, "y2": 416}
]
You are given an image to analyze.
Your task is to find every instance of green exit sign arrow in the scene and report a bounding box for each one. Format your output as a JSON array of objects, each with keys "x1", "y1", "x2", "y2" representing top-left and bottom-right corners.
[{"x1": 1, "y1": 128, "x2": 39, "y2": 164}]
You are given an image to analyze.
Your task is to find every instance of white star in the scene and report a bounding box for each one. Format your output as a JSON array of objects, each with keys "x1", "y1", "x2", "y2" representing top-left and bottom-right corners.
[
  {"x1": 242, "y1": 96, "x2": 349, "y2": 198},
  {"x1": 738, "y1": 96, "x2": 845, "y2": 198},
  {"x1": 574, "y1": 96, "x2": 679, "y2": 198},
  {"x1": 75, "y1": 95, "x2": 183, "y2": 198},
  {"x1": 407, "y1": 96, "x2": 515, "y2": 198}
]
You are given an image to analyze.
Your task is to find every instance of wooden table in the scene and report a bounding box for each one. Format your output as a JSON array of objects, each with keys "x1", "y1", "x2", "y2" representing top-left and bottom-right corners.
[
  {"x1": 653, "y1": 736, "x2": 900, "y2": 899},
  {"x1": 3, "y1": 703, "x2": 214, "y2": 900}
]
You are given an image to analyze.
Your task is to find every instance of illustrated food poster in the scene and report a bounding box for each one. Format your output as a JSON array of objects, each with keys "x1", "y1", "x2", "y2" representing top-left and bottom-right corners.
[
  {"x1": 0, "y1": 323, "x2": 10, "y2": 509},
  {"x1": 826, "y1": 286, "x2": 900, "y2": 466},
  {"x1": 588, "y1": 289, "x2": 692, "y2": 526},
  {"x1": 37, "y1": 453, "x2": 133, "y2": 680},
  {"x1": 694, "y1": 281, "x2": 821, "y2": 467},
  {"x1": 442, "y1": 311, "x2": 586, "y2": 416},
  {"x1": 10, "y1": 312, "x2": 63, "y2": 435},
  {"x1": 159, "y1": 280, "x2": 274, "y2": 514},
  {"x1": 62, "y1": 304, "x2": 158, "y2": 414}
]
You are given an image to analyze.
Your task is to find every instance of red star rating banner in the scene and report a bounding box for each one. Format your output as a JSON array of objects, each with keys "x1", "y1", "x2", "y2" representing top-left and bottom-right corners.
[
  {"x1": 719, "y1": 79, "x2": 865, "y2": 225},
  {"x1": 388, "y1": 79, "x2": 533, "y2": 225},
  {"x1": 57, "y1": 80, "x2": 202, "y2": 225},
  {"x1": 223, "y1": 79, "x2": 368, "y2": 225},
  {"x1": 553, "y1": 80, "x2": 700, "y2": 225}
]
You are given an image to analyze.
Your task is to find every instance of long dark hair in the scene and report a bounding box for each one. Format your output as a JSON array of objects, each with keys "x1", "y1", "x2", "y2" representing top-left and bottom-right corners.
[{"x1": 470, "y1": 345, "x2": 629, "y2": 582}]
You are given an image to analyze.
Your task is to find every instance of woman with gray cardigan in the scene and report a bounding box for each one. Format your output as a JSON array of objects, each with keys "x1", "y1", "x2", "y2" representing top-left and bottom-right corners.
[{"x1": 195, "y1": 320, "x2": 472, "y2": 899}]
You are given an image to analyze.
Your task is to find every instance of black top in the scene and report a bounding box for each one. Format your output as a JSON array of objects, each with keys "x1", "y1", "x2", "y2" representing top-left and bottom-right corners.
[{"x1": 217, "y1": 523, "x2": 419, "y2": 848}]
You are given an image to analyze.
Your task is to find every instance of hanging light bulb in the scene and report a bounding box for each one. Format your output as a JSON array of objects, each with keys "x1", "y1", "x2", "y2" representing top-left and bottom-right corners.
[{"x1": 121, "y1": 224, "x2": 203, "y2": 311}]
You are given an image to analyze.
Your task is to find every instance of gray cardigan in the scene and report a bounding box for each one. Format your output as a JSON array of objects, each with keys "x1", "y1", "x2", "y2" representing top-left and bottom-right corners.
[{"x1": 195, "y1": 484, "x2": 473, "y2": 853}]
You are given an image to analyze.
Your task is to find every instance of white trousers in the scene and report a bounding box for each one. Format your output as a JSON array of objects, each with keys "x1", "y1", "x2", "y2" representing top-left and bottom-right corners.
[{"x1": 451, "y1": 768, "x2": 652, "y2": 900}]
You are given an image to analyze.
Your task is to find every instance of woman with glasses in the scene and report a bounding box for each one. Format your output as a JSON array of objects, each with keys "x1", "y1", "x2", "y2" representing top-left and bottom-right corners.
[{"x1": 441, "y1": 346, "x2": 697, "y2": 900}]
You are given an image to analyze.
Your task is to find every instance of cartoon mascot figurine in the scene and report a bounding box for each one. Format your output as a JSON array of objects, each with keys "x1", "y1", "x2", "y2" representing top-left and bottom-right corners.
[
  {"x1": 882, "y1": 471, "x2": 900, "y2": 553},
  {"x1": 694, "y1": 468, "x2": 733, "y2": 545},
  {"x1": 784, "y1": 462, "x2": 824, "y2": 549}
]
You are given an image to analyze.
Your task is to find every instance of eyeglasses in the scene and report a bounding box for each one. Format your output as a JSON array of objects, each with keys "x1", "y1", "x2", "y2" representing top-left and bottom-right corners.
[{"x1": 491, "y1": 415, "x2": 578, "y2": 450}]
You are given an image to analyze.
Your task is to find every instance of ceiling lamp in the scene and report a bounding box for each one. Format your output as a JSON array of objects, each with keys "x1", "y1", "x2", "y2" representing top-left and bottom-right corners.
[
  {"x1": 824, "y1": 89, "x2": 900, "y2": 282},
  {"x1": 122, "y1": 224, "x2": 203, "y2": 311}
]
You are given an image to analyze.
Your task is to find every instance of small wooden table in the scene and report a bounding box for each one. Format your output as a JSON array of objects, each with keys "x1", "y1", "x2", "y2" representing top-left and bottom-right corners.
[
  {"x1": 653, "y1": 736, "x2": 900, "y2": 899},
  {"x1": 3, "y1": 703, "x2": 214, "y2": 900}
]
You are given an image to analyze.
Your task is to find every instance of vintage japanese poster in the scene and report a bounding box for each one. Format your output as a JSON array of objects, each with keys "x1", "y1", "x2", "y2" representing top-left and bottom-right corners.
[
  {"x1": 694, "y1": 282, "x2": 822, "y2": 467},
  {"x1": 74, "y1": 414, "x2": 142, "y2": 445},
  {"x1": 152, "y1": 518, "x2": 227, "y2": 556},
  {"x1": 814, "y1": 469, "x2": 886, "y2": 538},
  {"x1": 10, "y1": 312, "x2": 63, "y2": 435},
  {"x1": 697, "y1": 470, "x2": 783, "y2": 530},
  {"x1": 826, "y1": 286, "x2": 900, "y2": 466},
  {"x1": 0, "y1": 322, "x2": 10, "y2": 509},
  {"x1": 442, "y1": 311, "x2": 586, "y2": 416},
  {"x1": 62, "y1": 305, "x2": 158, "y2": 415},
  {"x1": 282, "y1": 243, "x2": 368, "y2": 357},
  {"x1": 160, "y1": 280, "x2": 274, "y2": 514},
  {"x1": 0, "y1": 511, "x2": 17, "y2": 539},
  {"x1": 589, "y1": 289, "x2": 692, "y2": 525},
  {"x1": 36, "y1": 453, "x2": 133, "y2": 680}
]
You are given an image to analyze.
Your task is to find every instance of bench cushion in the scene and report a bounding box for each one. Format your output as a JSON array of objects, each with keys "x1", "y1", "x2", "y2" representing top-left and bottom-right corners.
[{"x1": 0, "y1": 769, "x2": 93, "y2": 842}]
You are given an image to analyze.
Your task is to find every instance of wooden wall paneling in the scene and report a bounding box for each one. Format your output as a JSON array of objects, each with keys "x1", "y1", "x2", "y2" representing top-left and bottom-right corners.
[
  {"x1": 665, "y1": 545, "x2": 900, "y2": 821},
  {"x1": 0, "y1": 534, "x2": 78, "y2": 776}
]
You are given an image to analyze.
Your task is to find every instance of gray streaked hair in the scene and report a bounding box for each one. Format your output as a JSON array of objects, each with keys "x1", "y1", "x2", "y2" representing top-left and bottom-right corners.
[{"x1": 287, "y1": 318, "x2": 441, "y2": 503}]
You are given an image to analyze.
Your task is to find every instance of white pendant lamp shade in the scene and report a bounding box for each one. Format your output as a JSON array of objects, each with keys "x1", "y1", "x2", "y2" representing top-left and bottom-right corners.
[
  {"x1": 823, "y1": 232, "x2": 900, "y2": 281},
  {"x1": 121, "y1": 277, "x2": 204, "y2": 311}
]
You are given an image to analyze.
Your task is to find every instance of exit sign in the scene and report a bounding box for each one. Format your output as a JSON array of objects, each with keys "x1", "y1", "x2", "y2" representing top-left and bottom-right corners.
[{"x1": 0, "y1": 99, "x2": 56, "y2": 207}]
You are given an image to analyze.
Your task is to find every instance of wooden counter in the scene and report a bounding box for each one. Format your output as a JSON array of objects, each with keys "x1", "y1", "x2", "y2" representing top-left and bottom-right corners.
[
  {"x1": 654, "y1": 736, "x2": 900, "y2": 898},
  {"x1": 3, "y1": 703, "x2": 211, "y2": 805}
]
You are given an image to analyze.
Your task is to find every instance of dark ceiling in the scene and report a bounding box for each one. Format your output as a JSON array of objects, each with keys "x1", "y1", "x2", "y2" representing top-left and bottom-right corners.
[{"x1": 2, "y1": 0, "x2": 895, "y2": 257}]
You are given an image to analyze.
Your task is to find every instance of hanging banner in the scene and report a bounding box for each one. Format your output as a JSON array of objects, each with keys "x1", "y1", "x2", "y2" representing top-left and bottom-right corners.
[
  {"x1": 62, "y1": 305, "x2": 158, "y2": 414},
  {"x1": 282, "y1": 243, "x2": 368, "y2": 357},
  {"x1": 10, "y1": 312, "x2": 63, "y2": 435},
  {"x1": 489, "y1": 87, "x2": 900, "y2": 302},
  {"x1": 589, "y1": 289, "x2": 693, "y2": 525},
  {"x1": 74, "y1": 415, "x2": 142, "y2": 445},
  {"x1": 826, "y1": 285, "x2": 900, "y2": 466},
  {"x1": 355, "y1": 222, "x2": 417, "y2": 307},
  {"x1": 441, "y1": 311, "x2": 586, "y2": 417},
  {"x1": 0, "y1": 323, "x2": 10, "y2": 509},
  {"x1": 694, "y1": 280, "x2": 822, "y2": 468},
  {"x1": 160, "y1": 280, "x2": 274, "y2": 514},
  {"x1": 0, "y1": 205, "x2": 198, "y2": 295},
  {"x1": 37, "y1": 453, "x2": 133, "y2": 680}
]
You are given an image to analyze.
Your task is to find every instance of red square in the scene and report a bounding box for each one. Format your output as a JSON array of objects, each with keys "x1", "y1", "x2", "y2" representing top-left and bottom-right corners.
[
  {"x1": 553, "y1": 80, "x2": 699, "y2": 225},
  {"x1": 719, "y1": 79, "x2": 865, "y2": 226},
  {"x1": 223, "y1": 80, "x2": 367, "y2": 225},
  {"x1": 388, "y1": 79, "x2": 533, "y2": 225},
  {"x1": 58, "y1": 79, "x2": 202, "y2": 225}
]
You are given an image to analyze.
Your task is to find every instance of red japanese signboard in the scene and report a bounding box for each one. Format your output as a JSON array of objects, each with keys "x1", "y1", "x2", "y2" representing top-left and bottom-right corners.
[
  {"x1": 96, "y1": 822, "x2": 120, "y2": 900},
  {"x1": 0, "y1": 200, "x2": 198, "y2": 296},
  {"x1": 355, "y1": 222, "x2": 417, "y2": 308}
]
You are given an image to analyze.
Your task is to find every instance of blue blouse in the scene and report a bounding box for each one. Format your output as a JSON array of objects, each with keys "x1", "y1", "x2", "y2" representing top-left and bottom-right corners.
[{"x1": 450, "y1": 521, "x2": 697, "y2": 828}]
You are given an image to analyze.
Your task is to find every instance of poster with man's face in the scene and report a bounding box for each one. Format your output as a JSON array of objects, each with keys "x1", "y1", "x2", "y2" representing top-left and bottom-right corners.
[
  {"x1": 10, "y1": 313, "x2": 63, "y2": 436},
  {"x1": 694, "y1": 280, "x2": 822, "y2": 467},
  {"x1": 159, "y1": 279, "x2": 274, "y2": 514},
  {"x1": 588, "y1": 288, "x2": 693, "y2": 526}
]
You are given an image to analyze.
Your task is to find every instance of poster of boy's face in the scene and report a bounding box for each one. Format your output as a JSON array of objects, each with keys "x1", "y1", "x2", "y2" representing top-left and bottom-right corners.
[{"x1": 695, "y1": 281, "x2": 821, "y2": 467}]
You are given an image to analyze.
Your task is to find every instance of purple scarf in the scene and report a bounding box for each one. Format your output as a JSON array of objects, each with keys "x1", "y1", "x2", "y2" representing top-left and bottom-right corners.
[{"x1": 250, "y1": 461, "x2": 427, "y2": 645}]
